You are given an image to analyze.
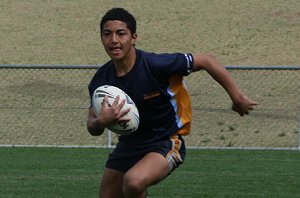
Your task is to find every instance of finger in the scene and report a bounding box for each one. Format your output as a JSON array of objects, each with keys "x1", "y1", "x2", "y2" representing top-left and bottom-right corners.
[
  {"x1": 101, "y1": 95, "x2": 109, "y2": 107},
  {"x1": 250, "y1": 100, "x2": 259, "y2": 106},
  {"x1": 116, "y1": 98, "x2": 126, "y2": 111},
  {"x1": 118, "y1": 110, "x2": 131, "y2": 122},
  {"x1": 118, "y1": 114, "x2": 131, "y2": 122},
  {"x1": 121, "y1": 106, "x2": 131, "y2": 115},
  {"x1": 117, "y1": 101, "x2": 131, "y2": 119},
  {"x1": 248, "y1": 101, "x2": 258, "y2": 110},
  {"x1": 112, "y1": 95, "x2": 120, "y2": 108}
]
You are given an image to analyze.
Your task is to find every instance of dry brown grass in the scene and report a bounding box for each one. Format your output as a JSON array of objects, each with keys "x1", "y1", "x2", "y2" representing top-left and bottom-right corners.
[{"x1": 1, "y1": 0, "x2": 299, "y2": 65}]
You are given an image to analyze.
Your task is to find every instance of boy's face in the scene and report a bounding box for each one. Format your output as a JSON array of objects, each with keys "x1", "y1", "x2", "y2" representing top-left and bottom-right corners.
[{"x1": 101, "y1": 20, "x2": 137, "y2": 61}]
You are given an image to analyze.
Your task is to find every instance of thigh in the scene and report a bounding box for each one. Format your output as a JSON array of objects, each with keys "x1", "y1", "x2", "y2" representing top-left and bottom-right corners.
[
  {"x1": 123, "y1": 135, "x2": 186, "y2": 187},
  {"x1": 100, "y1": 168, "x2": 125, "y2": 198},
  {"x1": 124, "y1": 152, "x2": 170, "y2": 187}
]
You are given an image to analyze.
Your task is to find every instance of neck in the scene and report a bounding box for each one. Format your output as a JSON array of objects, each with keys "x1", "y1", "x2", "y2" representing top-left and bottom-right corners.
[{"x1": 113, "y1": 47, "x2": 136, "y2": 77}]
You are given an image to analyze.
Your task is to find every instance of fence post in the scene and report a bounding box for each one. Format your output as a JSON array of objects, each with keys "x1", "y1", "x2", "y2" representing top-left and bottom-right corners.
[
  {"x1": 107, "y1": 130, "x2": 112, "y2": 148},
  {"x1": 298, "y1": 101, "x2": 300, "y2": 151}
]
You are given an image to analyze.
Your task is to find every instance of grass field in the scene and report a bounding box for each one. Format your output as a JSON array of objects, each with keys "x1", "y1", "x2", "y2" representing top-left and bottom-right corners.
[{"x1": 0, "y1": 147, "x2": 300, "y2": 198}]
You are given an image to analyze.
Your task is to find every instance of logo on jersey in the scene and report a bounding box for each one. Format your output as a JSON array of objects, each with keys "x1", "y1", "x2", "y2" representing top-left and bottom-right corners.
[{"x1": 143, "y1": 91, "x2": 161, "y2": 100}]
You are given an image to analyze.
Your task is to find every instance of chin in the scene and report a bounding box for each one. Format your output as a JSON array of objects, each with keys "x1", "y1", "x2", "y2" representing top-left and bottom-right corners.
[{"x1": 110, "y1": 55, "x2": 124, "y2": 62}]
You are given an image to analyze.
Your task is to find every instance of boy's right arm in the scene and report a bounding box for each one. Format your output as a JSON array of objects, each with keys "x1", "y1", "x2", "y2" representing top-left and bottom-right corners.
[
  {"x1": 86, "y1": 95, "x2": 131, "y2": 136},
  {"x1": 87, "y1": 107, "x2": 105, "y2": 136}
]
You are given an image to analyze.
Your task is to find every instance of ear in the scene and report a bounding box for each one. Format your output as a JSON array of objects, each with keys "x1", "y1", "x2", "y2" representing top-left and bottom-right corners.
[
  {"x1": 131, "y1": 33, "x2": 137, "y2": 45},
  {"x1": 100, "y1": 33, "x2": 104, "y2": 44}
]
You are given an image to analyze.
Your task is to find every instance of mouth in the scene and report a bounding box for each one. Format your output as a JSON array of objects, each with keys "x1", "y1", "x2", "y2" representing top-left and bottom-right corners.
[{"x1": 109, "y1": 46, "x2": 122, "y2": 55}]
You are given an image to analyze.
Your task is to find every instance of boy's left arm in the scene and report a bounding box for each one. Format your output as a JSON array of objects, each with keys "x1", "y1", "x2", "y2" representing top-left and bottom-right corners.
[{"x1": 191, "y1": 53, "x2": 258, "y2": 116}]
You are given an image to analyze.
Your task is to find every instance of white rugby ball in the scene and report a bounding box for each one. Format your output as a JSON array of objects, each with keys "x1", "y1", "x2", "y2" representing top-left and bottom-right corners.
[{"x1": 92, "y1": 85, "x2": 139, "y2": 135}]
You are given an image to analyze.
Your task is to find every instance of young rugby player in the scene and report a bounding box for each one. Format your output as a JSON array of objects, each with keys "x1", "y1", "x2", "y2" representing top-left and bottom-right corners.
[{"x1": 87, "y1": 8, "x2": 257, "y2": 198}]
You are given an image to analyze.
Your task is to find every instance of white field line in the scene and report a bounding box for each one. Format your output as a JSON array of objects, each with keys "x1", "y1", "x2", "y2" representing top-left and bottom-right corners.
[{"x1": 0, "y1": 144, "x2": 299, "y2": 151}]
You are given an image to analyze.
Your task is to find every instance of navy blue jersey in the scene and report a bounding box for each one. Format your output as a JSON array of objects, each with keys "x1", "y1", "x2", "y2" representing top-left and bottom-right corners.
[{"x1": 88, "y1": 49, "x2": 194, "y2": 144}]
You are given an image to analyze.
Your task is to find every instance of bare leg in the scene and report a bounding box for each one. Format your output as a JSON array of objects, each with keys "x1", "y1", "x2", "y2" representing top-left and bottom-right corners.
[
  {"x1": 100, "y1": 168, "x2": 125, "y2": 198},
  {"x1": 123, "y1": 152, "x2": 170, "y2": 198}
]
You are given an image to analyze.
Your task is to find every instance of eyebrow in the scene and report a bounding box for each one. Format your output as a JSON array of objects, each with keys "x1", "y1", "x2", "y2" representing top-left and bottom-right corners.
[
  {"x1": 102, "y1": 28, "x2": 127, "y2": 32},
  {"x1": 102, "y1": 29, "x2": 128, "y2": 35}
]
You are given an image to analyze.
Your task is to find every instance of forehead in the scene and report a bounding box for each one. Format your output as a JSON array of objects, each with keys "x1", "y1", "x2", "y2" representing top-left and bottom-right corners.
[{"x1": 102, "y1": 20, "x2": 129, "y2": 31}]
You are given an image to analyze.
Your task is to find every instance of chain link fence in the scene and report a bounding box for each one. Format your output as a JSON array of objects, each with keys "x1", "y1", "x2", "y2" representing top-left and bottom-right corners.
[{"x1": 0, "y1": 65, "x2": 299, "y2": 149}]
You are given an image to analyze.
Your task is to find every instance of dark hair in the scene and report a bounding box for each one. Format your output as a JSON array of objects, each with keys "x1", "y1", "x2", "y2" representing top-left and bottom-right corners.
[{"x1": 100, "y1": 8, "x2": 136, "y2": 35}]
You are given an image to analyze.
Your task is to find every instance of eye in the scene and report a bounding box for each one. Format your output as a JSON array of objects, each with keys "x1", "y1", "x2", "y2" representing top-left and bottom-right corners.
[
  {"x1": 102, "y1": 31, "x2": 111, "y2": 37},
  {"x1": 117, "y1": 31, "x2": 127, "y2": 36}
]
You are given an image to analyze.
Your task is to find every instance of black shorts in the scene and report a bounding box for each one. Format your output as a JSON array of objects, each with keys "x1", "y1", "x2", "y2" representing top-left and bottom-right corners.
[{"x1": 105, "y1": 135, "x2": 186, "y2": 173}]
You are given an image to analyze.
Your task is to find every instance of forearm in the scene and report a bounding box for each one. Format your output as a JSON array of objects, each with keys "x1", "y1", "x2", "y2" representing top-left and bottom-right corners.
[
  {"x1": 87, "y1": 108, "x2": 105, "y2": 136},
  {"x1": 192, "y1": 53, "x2": 243, "y2": 102}
]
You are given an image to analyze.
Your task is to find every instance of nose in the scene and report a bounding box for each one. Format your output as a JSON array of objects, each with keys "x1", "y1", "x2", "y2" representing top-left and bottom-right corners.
[{"x1": 111, "y1": 33, "x2": 118, "y2": 44}]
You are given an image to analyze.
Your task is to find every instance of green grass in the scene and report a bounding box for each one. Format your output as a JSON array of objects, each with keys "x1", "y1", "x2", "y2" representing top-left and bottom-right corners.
[
  {"x1": 1, "y1": 147, "x2": 299, "y2": 198},
  {"x1": 0, "y1": 147, "x2": 105, "y2": 198}
]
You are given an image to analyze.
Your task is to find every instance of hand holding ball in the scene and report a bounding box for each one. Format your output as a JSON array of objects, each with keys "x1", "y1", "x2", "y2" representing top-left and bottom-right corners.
[{"x1": 92, "y1": 85, "x2": 139, "y2": 135}]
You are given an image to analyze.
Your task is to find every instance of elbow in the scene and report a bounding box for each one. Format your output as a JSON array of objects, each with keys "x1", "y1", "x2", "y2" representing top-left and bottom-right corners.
[
  {"x1": 87, "y1": 127, "x2": 103, "y2": 136},
  {"x1": 87, "y1": 121, "x2": 104, "y2": 136},
  {"x1": 200, "y1": 53, "x2": 217, "y2": 66},
  {"x1": 192, "y1": 53, "x2": 217, "y2": 71}
]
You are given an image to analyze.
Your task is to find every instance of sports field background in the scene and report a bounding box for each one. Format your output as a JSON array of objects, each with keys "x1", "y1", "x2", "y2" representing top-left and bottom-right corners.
[
  {"x1": 1, "y1": 1, "x2": 300, "y2": 197},
  {"x1": 1, "y1": 0, "x2": 299, "y2": 65},
  {"x1": 1, "y1": 67, "x2": 299, "y2": 148},
  {"x1": 0, "y1": 0, "x2": 299, "y2": 148}
]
